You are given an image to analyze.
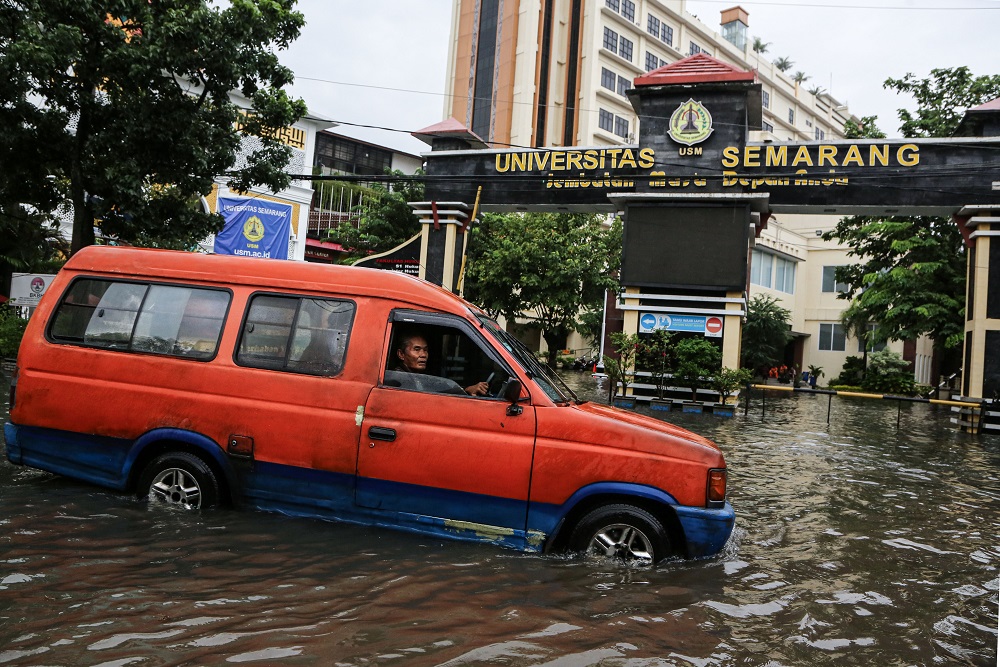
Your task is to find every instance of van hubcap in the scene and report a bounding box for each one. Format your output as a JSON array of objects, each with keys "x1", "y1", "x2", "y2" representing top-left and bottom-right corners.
[
  {"x1": 588, "y1": 524, "x2": 653, "y2": 562},
  {"x1": 149, "y1": 468, "x2": 202, "y2": 508}
]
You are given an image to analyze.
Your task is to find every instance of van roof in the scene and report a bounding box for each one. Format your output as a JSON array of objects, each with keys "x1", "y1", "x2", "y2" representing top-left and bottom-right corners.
[{"x1": 64, "y1": 246, "x2": 473, "y2": 314}]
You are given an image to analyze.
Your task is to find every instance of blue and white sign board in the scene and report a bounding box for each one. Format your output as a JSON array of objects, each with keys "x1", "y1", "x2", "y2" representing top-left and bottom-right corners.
[
  {"x1": 10, "y1": 273, "x2": 57, "y2": 308},
  {"x1": 214, "y1": 196, "x2": 292, "y2": 260},
  {"x1": 639, "y1": 312, "x2": 724, "y2": 338}
]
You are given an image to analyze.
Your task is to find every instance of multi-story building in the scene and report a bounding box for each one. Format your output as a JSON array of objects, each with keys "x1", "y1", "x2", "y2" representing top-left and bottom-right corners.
[
  {"x1": 444, "y1": 0, "x2": 935, "y2": 385},
  {"x1": 306, "y1": 130, "x2": 423, "y2": 263}
]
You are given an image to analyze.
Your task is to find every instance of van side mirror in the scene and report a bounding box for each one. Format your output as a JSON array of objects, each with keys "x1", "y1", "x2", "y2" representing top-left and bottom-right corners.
[{"x1": 500, "y1": 378, "x2": 523, "y2": 415}]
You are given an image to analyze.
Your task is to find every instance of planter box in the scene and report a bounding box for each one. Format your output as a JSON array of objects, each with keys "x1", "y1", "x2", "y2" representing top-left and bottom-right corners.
[
  {"x1": 649, "y1": 399, "x2": 672, "y2": 412},
  {"x1": 711, "y1": 404, "x2": 736, "y2": 417},
  {"x1": 682, "y1": 402, "x2": 703, "y2": 414},
  {"x1": 612, "y1": 397, "x2": 637, "y2": 409}
]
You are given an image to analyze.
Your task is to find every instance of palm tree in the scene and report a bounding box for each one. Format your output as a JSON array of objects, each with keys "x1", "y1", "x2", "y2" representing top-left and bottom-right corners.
[
  {"x1": 773, "y1": 56, "x2": 793, "y2": 72},
  {"x1": 792, "y1": 71, "x2": 810, "y2": 84},
  {"x1": 752, "y1": 37, "x2": 770, "y2": 54},
  {"x1": 808, "y1": 85, "x2": 825, "y2": 96}
]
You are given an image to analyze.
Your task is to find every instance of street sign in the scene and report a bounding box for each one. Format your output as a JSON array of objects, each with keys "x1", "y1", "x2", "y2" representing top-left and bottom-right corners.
[
  {"x1": 639, "y1": 313, "x2": 708, "y2": 334},
  {"x1": 705, "y1": 316, "x2": 723, "y2": 337}
]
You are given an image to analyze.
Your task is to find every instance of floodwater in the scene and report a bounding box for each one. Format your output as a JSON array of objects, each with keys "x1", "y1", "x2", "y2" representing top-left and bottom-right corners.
[{"x1": 1, "y1": 372, "x2": 998, "y2": 666}]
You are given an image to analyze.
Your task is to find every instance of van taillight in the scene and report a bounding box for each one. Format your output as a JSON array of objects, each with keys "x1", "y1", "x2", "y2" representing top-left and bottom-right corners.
[{"x1": 707, "y1": 469, "x2": 727, "y2": 506}]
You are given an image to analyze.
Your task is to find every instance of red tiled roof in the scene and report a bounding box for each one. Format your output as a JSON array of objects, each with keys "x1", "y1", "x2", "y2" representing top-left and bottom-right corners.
[
  {"x1": 412, "y1": 118, "x2": 489, "y2": 149},
  {"x1": 969, "y1": 97, "x2": 1000, "y2": 112},
  {"x1": 634, "y1": 53, "x2": 756, "y2": 87}
]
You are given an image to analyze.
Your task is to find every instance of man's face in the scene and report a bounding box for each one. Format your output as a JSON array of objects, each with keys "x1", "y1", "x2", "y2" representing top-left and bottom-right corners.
[{"x1": 397, "y1": 336, "x2": 429, "y2": 372}]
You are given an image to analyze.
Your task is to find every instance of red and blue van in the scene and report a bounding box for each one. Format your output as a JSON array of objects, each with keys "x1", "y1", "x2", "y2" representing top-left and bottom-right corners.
[{"x1": 4, "y1": 246, "x2": 734, "y2": 563}]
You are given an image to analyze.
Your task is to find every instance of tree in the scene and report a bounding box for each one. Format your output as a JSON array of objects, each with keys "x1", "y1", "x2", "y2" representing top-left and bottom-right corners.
[
  {"x1": 843, "y1": 115, "x2": 886, "y2": 139},
  {"x1": 327, "y1": 171, "x2": 424, "y2": 259},
  {"x1": 825, "y1": 67, "x2": 1000, "y2": 359},
  {"x1": 792, "y1": 71, "x2": 810, "y2": 84},
  {"x1": 464, "y1": 212, "x2": 621, "y2": 366},
  {"x1": 773, "y1": 57, "x2": 794, "y2": 72},
  {"x1": 740, "y1": 295, "x2": 791, "y2": 377},
  {"x1": 884, "y1": 66, "x2": 1000, "y2": 138},
  {"x1": 751, "y1": 37, "x2": 770, "y2": 54},
  {"x1": 824, "y1": 215, "x2": 967, "y2": 350},
  {"x1": 675, "y1": 338, "x2": 721, "y2": 402},
  {"x1": 0, "y1": 0, "x2": 307, "y2": 255}
]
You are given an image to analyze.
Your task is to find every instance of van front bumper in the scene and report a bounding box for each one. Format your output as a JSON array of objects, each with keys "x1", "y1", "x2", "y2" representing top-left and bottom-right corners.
[{"x1": 674, "y1": 502, "x2": 735, "y2": 558}]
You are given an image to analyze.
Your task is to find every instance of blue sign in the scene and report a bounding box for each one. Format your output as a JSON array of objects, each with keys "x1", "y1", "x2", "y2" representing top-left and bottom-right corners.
[
  {"x1": 214, "y1": 196, "x2": 292, "y2": 260},
  {"x1": 639, "y1": 313, "x2": 707, "y2": 334}
]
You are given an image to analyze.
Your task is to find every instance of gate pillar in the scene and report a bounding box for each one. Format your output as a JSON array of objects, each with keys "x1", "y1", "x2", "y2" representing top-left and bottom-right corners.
[
  {"x1": 957, "y1": 206, "x2": 1000, "y2": 400},
  {"x1": 409, "y1": 201, "x2": 474, "y2": 293}
]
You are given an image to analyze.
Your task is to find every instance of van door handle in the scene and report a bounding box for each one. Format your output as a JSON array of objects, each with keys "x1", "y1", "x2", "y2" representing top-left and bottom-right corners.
[{"x1": 368, "y1": 426, "x2": 396, "y2": 442}]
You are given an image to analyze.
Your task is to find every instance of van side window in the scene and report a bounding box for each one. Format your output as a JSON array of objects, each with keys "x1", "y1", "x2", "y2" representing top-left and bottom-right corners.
[
  {"x1": 237, "y1": 295, "x2": 354, "y2": 376},
  {"x1": 385, "y1": 320, "x2": 513, "y2": 398},
  {"x1": 49, "y1": 279, "x2": 230, "y2": 359}
]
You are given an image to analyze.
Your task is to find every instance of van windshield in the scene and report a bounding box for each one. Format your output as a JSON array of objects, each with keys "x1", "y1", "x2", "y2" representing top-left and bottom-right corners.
[{"x1": 477, "y1": 316, "x2": 578, "y2": 404}]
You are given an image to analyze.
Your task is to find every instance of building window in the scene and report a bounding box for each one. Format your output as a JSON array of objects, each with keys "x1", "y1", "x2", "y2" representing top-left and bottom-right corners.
[
  {"x1": 599, "y1": 108, "x2": 614, "y2": 132},
  {"x1": 619, "y1": 37, "x2": 633, "y2": 61},
  {"x1": 621, "y1": 0, "x2": 635, "y2": 22},
  {"x1": 805, "y1": 119, "x2": 813, "y2": 127},
  {"x1": 689, "y1": 42, "x2": 705, "y2": 55},
  {"x1": 822, "y1": 266, "x2": 850, "y2": 293},
  {"x1": 788, "y1": 108, "x2": 795, "y2": 124},
  {"x1": 605, "y1": 0, "x2": 619, "y2": 10},
  {"x1": 315, "y1": 133, "x2": 393, "y2": 176},
  {"x1": 645, "y1": 52, "x2": 659, "y2": 72},
  {"x1": 762, "y1": 91, "x2": 769, "y2": 108},
  {"x1": 774, "y1": 257, "x2": 796, "y2": 294},
  {"x1": 647, "y1": 14, "x2": 660, "y2": 38},
  {"x1": 750, "y1": 249, "x2": 773, "y2": 288},
  {"x1": 603, "y1": 27, "x2": 618, "y2": 53},
  {"x1": 762, "y1": 121, "x2": 774, "y2": 133},
  {"x1": 601, "y1": 67, "x2": 616, "y2": 91},
  {"x1": 662, "y1": 25, "x2": 673, "y2": 45},
  {"x1": 617, "y1": 75, "x2": 630, "y2": 96},
  {"x1": 858, "y1": 324, "x2": 888, "y2": 352},
  {"x1": 819, "y1": 323, "x2": 846, "y2": 352},
  {"x1": 815, "y1": 128, "x2": 826, "y2": 140},
  {"x1": 614, "y1": 115, "x2": 630, "y2": 139}
]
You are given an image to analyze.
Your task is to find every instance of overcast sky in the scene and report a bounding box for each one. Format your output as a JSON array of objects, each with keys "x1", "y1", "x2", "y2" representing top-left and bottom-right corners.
[{"x1": 280, "y1": 0, "x2": 1000, "y2": 155}]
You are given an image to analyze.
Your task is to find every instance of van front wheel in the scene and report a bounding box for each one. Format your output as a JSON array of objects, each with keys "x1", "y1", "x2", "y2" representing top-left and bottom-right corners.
[
  {"x1": 569, "y1": 504, "x2": 670, "y2": 564},
  {"x1": 138, "y1": 452, "x2": 219, "y2": 509}
]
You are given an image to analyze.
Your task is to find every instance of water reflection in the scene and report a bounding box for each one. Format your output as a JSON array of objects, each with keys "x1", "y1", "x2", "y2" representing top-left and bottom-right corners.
[{"x1": 1, "y1": 373, "x2": 998, "y2": 665}]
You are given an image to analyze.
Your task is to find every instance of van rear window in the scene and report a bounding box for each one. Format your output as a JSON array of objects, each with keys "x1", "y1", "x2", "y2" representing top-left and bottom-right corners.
[
  {"x1": 236, "y1": 295, "x2": 354, "y2": 376},
  {"x1": 49, "y1": 279, "x2": 230, "y2": 360}
]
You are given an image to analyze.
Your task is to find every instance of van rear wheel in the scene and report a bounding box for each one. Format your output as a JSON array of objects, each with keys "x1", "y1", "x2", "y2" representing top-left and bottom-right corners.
[
  {"x1": 569, "y1": 504, "x2": 670, "y2": 564},
  {"x1": 138, "y1": 452, "x2": 219, "y2": 509}
]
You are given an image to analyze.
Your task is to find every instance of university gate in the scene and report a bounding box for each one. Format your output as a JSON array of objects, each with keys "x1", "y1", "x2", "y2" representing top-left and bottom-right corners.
[{"x1": 394, "y1": 54, "x2": 1000, "y2": 402}]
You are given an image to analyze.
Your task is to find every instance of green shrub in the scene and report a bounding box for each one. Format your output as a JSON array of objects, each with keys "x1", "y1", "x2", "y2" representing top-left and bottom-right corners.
[
  {"x1": 0, "y1": 305, "x2": 29, "y2": 359},
  {"x1": 862, "y1": 350, "x2": 916, "y2": 395},
  {"x1": 830, "y1": 355, "x2": 866, "y2": 386},
  {"x1": 675, "y1": 337, "x2": 722, "y2": 401}
]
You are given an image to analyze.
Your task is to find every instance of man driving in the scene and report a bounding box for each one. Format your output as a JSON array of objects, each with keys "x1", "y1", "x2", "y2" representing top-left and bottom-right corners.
[{"x1": 394, "y1": 333, "x2": 489, "y2": 396}]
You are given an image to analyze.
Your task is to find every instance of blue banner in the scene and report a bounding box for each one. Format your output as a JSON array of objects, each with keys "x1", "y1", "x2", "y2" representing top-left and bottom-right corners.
[
  {"x1": 214, "y1": 196, "x2": 292, "y2": 260},
  {"x1": 639, "y1": 313, "x2": 707, "y2": 334}
]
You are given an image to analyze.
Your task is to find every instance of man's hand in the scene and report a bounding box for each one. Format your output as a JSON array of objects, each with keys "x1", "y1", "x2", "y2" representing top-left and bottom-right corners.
[{"x1": 465, "y1": 381, "x2": 490, "y2": 396}]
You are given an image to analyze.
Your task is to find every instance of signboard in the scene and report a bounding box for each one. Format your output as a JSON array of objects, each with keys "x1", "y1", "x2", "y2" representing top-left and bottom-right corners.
[
  {"x1": 354, "y1": 234, "x2": 421, "y2": 276},
  {"x1": 214, "y1": 196, "x2": 292, "y2": 260},
  {"x1": 10, "y1": 273, "x2": 57, "y2": 308},
  {"x1": 640, "y1": 313, "x2": 709, "y2": 334}
]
